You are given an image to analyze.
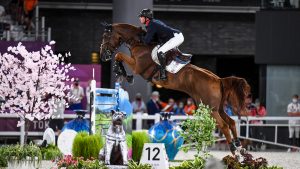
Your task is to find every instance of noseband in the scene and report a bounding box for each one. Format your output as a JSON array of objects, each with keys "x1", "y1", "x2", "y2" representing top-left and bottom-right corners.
[{"x1": 100, "y1": 28, "x2": 123, "y2": 61}]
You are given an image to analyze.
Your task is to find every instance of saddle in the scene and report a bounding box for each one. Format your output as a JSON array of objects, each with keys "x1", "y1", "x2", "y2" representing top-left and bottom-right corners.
[
  {"x1": 151, "y1": 45, "x2": 192, "y2": 74},
  {"x1": 166, "y1": 48, "x2": 192, "y2": 64}
]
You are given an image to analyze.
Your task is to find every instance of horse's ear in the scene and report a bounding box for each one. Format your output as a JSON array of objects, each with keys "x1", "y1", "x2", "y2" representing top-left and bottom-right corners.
[
  {"x1": 100, "y1": 21, "x2": 109, "y2": 27},
  {"x1": 101, "y1": 22, "x2": 112, "y2": 32}
]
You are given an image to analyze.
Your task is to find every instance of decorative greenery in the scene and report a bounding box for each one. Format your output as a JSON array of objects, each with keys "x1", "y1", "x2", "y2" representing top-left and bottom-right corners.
[
  {"x1": 170, "y1": 156, "x2": 206, "y2": 169},
  {"x1": 72, "y1": 132, "x2": 104, "y2": 160},
  {"x1": 40, "y1": 144, "x2": 63, "y2": 160},
  {"x1": 0, "y1": 143, "x2": 42, "y2": 168},
  {"x1": 0, "y1": 146, "x2": 7, "y2": 167},
  {"x1": 0, "y1": 143, "x2": 42, "y2": 162},
  {"x1": 132, "y1": 131, "x2": 150, "y2": 162},
  {"x1": 128, "y1": 160, "x2": 152, "y2": 169},
  {"x1": 126, "y1": 134, "x2": 132, "y2": 148},
  {"x1": 56, "y1": 155, "x2": 108, "y2": 169},
  {"x1": 180, "y1": 103, "x2": 216, "y2": 157}
]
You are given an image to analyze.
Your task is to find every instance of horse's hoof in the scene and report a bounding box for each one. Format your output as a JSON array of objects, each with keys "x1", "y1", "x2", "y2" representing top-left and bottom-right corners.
[
  {"x1": 126, "y1": 75, "x2": 134, "y2": 84},
  {"x1": 233, "y1": 153, "x2": 244, "y2": 163},
  {"x1": 116, "y1": 75, "x2": 124, "y2": 83},
  {"x1": 240, "y1": 148, "x2": 247, "y2": 155}
]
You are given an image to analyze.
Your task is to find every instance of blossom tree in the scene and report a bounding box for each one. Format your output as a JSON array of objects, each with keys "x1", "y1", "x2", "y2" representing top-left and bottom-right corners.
[{"x1": 0, "y1": 42, "x2": 75, "y2": 144}]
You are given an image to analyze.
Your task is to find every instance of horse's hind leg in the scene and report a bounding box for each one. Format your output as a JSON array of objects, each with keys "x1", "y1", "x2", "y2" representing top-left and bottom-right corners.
[
  {"x1": 211, "y1": 111, "x2": 236, "y2": 154},
  {"x1": 219, "y1": 110, "x2": 241, "y2": 147}
]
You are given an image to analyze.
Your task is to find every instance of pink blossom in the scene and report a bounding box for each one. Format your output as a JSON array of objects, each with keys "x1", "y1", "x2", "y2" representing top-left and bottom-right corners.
[
  {"x1": 17, "y1": 120, "x2": 25, "y2": 127},
  {"x1": 0, "y1": 42, "x2": 74, "y2": 128}
]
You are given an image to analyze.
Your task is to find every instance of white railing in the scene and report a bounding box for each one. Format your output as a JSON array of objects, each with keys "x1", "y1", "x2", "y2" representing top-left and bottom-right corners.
[
  {"x1": 0, "y1": 113, "x2": 89, "y2": 145},
  {"x1": 133, "y1": 114, "x2": 300, "y2": 149},
  {"x1": 2, "y1": 113, "x2": 300, "y2": 149}
]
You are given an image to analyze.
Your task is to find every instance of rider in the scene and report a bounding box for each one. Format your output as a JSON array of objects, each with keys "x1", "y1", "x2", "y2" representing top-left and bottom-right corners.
[{"x1": 138, "y1": 8, "x2": 184, "y2": 81}]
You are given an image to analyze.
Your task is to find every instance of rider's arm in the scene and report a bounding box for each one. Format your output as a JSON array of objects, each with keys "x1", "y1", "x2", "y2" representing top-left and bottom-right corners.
[{"x1": 143, "y1": 24, "x2": 156, "y2": 45}]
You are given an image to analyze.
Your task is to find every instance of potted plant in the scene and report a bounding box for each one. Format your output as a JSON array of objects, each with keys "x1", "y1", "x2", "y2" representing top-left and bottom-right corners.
[
  {"x1": 0, "y1": 143, "x2": 42, "y2": 169},
  {"x1": 72, "y1": 132, "x2": 103, "y2": 160},
  {"x1": 56, "y1": 155, "x2": 108, "y2": 169},
  {"x1": 132, "y1": 131, "x2": 150, "y2": 162}
]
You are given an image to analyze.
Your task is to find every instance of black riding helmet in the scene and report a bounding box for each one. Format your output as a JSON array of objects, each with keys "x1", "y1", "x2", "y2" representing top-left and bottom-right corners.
[{"x1": 138, "y1": 8, "x2": 153, "y2": 19}]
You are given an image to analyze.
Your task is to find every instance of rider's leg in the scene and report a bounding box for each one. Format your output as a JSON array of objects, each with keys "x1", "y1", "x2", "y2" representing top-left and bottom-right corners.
[{"x1": 157, "y1": 33, "x2": 184, "y2": 80}]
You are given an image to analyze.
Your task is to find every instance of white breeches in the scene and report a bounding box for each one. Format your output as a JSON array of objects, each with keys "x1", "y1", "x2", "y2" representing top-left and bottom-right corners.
[
  {"x1": 158, "y1": 32, "x2": 184, "y2": 54},
  {"x1": 289, "y1": 125, "x2": 300, "y2": 138}
]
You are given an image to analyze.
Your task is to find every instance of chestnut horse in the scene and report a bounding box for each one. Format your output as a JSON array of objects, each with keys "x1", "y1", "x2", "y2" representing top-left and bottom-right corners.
[{"x1": 99, "y1": 23, "x2": 250, "y2": 155}]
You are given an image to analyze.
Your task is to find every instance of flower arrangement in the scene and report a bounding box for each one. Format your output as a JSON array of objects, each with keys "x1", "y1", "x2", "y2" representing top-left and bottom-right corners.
[{"x1": 56, "y1": 155, "x2": 108, "y2": 169}]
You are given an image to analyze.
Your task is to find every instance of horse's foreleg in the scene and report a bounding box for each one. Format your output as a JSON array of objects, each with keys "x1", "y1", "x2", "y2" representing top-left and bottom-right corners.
[
  {"x1": 115, "y1": 52, "x2": 136, "y2": 70},
  {"x1": 114, "y1": 52, "x2": 136, "y2": 83}
]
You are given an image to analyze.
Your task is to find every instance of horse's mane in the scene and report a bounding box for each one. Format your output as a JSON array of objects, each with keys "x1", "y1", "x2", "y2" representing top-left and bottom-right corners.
[{"x1": 113, "y1": 23, "x2": 145, "y2": 36}]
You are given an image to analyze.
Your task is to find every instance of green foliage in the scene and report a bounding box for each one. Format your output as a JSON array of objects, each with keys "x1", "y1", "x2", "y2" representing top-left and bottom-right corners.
[
  {"x1": 126, "y1": 134, "x2": 132, "y2": 148},
  {"x1": 123, "y1": 114, "x2": 133, "y2": 132},
  {"x1": 40, "y1": 144, "x2": 63, "y2": 160},
  {"x1": 0, "y1": 146, "x2": 7, "y2": 167},
  {"x1": 132, "y1": 131, "x2": 150, "y2": 162},
  {"x1": 170, "y1": 156, "x2": 206, "y2": 169},
  {"x1": 0, "y1": 143, "x2": 42, "y2": 162},
  {"x1": 0, "y1": 143, "x2": 42, "y2": 168},
  {"x1": 180, "y1": 103, "x2": 216, "y2": 157},
  {"x1": 128, "y1": 160, "x2": 152, "y2": 169},
  {"x1": 72, "y1": 132, "x2": 104, "y2": 160}
]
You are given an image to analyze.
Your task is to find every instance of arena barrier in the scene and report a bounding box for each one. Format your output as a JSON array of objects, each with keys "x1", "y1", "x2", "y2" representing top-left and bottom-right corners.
[
  {"x1": 1, "y1": 113, "x2": 300, "y2": 150},
  {"x1": 132, "y1": 114, "x2": 300, "y2": 150}
]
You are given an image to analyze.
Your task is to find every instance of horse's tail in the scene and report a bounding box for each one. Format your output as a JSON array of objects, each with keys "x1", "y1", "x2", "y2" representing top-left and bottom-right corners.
[{"x1": 220, "y1": 76, "x2": 251, "y2": 117}]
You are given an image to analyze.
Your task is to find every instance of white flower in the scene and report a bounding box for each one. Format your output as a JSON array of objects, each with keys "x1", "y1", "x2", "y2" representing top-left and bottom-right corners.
[
  {"x1": 17, "y1": 120, "x2": 25, "y2": 127},
  {"x1": 49, "y1": 41, "x2": 56, "y2": 45}
]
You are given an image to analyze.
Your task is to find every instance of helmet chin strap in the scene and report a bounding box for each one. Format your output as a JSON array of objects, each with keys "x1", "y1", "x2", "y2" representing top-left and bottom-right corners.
[{"x1": 145, "y1": 18, "x2": 150, "y2": 26}]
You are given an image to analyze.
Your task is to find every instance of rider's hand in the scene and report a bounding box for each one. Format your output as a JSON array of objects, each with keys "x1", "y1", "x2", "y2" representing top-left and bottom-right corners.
[{"x1": 138, "y1": 33, "x2": 144, "y2": 43}]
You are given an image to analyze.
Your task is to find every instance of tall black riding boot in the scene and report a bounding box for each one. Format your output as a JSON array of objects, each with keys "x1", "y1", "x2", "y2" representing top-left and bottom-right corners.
[
  {"x1": 157, "y1": 52, "x2": 167, "y2": 81},
  {"x1": 289, "y1": 137, "x2": 293, "y2": 145}
]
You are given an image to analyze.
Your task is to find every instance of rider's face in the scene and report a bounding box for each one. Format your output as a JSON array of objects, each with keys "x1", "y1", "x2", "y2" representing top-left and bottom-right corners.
[{"x1": 139, "y1": 16, "x2": 146, "y2": 24}]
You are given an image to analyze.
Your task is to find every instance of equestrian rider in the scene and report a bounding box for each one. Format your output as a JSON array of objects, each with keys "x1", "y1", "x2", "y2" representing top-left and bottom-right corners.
[{"x1": 138, "y1": 8, "x2": 184, "y2": 81}]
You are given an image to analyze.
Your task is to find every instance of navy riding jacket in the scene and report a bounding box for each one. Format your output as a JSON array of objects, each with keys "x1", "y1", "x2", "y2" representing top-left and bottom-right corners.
[{"x1": 142, "y1": 19, "x2": 180, "y2": 45}]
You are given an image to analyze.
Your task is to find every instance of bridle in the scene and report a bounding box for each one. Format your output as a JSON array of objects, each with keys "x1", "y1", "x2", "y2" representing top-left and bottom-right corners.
[{"x1": 100, "y1": 25, "x2": 123, "y2": 62}]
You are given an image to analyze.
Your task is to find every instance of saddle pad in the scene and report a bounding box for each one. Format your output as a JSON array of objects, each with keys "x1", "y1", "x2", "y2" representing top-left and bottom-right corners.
[{"x1": 151, "y1": 45, "x2": 190, "y2": 74}]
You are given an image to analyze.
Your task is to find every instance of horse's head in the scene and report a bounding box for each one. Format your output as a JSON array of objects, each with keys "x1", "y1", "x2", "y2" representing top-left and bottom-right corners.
[
  {"x1": 99, "y1": 23, "x2": 122, "y2": 62},
  {"x1": 100, "y1": 23, "x2": 146, "y2": 62}
]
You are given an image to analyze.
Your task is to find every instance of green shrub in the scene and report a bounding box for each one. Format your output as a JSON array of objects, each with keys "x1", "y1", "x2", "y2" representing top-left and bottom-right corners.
[
  {"x1": 170, "y1": 156, "x2": 206, "y2": 169},
  {"x1": 132, "y1": 131, "x2": 150, "y2": 162},
  {"x1": 40, "y1": 145, "x2": 63, "y2": 160},
  {"x1": 180, "y1": 103, "x2": 216, "y2": 157},
  {"x1": 128, "y1": 160, "x2": 152, "y2": 169},
  {"x1": 72, "y1": 132, "x2": 103, "y2": 160},
  {"x1": 0, "y1": 143, "x2": 42, "y2": 168},
  {"x1": 0, "y1": 146, "x2": 7, "y2": 167},
  {"x1": 126, "y1": 134, "x2": 132, "y2": 148}
]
